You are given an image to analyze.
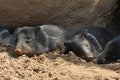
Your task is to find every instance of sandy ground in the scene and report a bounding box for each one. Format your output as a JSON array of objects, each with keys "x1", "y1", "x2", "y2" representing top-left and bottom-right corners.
[{"x1": 0, "y1": 51, "x2": 120, "y2": 80}]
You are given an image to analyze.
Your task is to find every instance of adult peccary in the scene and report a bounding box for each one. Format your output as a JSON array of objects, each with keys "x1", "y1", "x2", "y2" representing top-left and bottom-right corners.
[
  {"x1": 94, "y1": 35, "x2": 120, "y2": 64},
  {"x1": 14, "y1": 25, "x2": 72, "y2": 57},
  {"x1": 0, "y1": 25, "x2": 16, "y2": 52},
  {"x1": 64, "y1": 27, "x2": 113, "y2": 62}
]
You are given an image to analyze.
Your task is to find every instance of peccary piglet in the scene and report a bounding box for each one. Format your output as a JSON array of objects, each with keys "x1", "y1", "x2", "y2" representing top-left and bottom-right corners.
[
  {"x1": 64, "y1": 27, "x2": 113, "y2": 62},
  {"x1": 0, "y1": 25, "x2": 16, "y2": 52},
  {"x1": 94, "y1": 35, "x2": 120, "y2": 64},
  {"x1": 14, "y1": 27, "x2": 47, "y2": 57},
  {"x1": 14, "y1": 25, "x2": 71, "y2": 57}
]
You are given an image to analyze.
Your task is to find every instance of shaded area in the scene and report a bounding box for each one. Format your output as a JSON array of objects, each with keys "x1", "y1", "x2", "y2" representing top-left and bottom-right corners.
[{"x1": 109, "y1": 0, "x2": 120, "y2": 34}]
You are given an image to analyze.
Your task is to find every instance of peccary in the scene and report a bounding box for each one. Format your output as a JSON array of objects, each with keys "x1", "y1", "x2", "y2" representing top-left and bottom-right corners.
[
  {"x1": 14, "y1": 25, "x2": 72, "y2": 57},
  {"x1": 0, "y1": 25, "x2": 16, "y2": 52},
  {"x1": 64, "y1": 27, "x2": 113, "y2": 62},
  {"x1": 94, "y1": 35, "x2": 120, "y2": 64}
]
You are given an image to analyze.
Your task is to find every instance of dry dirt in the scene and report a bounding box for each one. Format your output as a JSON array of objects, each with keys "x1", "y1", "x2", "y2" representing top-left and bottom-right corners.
[{"x1": 0, "y1": 51, "x2": 120, "y2": 80}]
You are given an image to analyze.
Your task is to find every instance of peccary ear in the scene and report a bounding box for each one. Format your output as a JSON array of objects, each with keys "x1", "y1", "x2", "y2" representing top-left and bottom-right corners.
[
  {"x1": 35, "y1": 26, "x2": 41, "y2": 32},
  {"x1": 81, "y1": 29, "x2": 88, "y2": 38},
  {"x1": 14, "y1": 27, "x2": 21, "y2": 35},
  {"x1": 34, "y1": 26, "x2": 41, "y2": 35}
]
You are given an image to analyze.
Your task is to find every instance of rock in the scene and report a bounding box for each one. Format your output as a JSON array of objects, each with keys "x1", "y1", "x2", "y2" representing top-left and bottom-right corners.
[
  {"x1": 0, "y1": 0, "x2": 117, "y2": 30},
  {"x1": 109, "y1": 0, "x2": 120, "y2": 34}
]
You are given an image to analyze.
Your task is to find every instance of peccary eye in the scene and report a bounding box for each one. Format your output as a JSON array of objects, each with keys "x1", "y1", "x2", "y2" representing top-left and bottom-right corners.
[
  {"x1": 26, "y1": 41, "x2": 30, "y2": 44},
  {"x1": 26, "y1": 37, "x2": 30, "y2": 39},
  {"x1": 85, "y1": 44, "x2": 89, "y2": 47},
  {"x1": 3, "y1": 45, "x2": 6, "y2": 47}
]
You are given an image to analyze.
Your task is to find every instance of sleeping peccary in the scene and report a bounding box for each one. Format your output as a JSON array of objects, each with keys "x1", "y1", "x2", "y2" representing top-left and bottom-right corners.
[
  {"x1": 94, "y1": 35, "x2": 120, "y2": 64},
  {"x1": 64, "y1": 27, "x2": 113, "y2": 62},
  {"x1": 14, "y1": 25, "x2": 72, "y2": 57},
  {"x1": 0, "y1": 25, "x2": 16, "y2": 52}
]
